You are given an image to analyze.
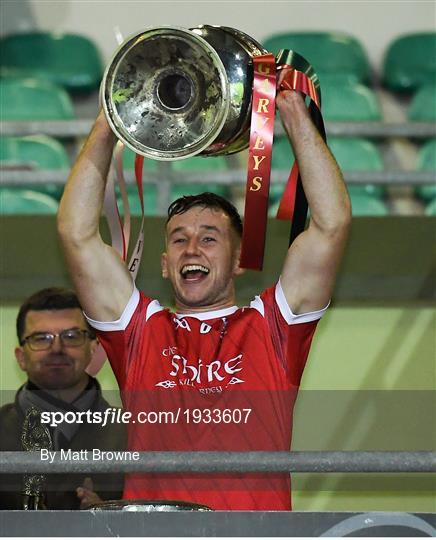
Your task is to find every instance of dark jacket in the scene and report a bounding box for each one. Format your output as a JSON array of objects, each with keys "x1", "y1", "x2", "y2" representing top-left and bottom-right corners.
[{"x1": 0, "y1": 379, "x2": 127, "y2": 509}]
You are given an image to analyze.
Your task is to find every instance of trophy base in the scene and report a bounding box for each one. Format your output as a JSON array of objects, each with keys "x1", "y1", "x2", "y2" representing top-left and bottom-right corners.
[{"x1": 90, "y1": 499, "x2": 212, "y2": 512}]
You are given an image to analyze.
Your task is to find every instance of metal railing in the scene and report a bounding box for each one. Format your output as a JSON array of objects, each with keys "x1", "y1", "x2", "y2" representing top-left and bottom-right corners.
[
  {"x1": 1, "y1": 169, "x2": 435, "y2": 186},
  {"x1": 1, "y1": 118, "x2": 435, "y2": 215},
  {"x1": 1, "y1": 451, "x2": 435, "y2": 474},
  {"x1": 1, "y1": 119, "x2": 436, "y2": 139}
]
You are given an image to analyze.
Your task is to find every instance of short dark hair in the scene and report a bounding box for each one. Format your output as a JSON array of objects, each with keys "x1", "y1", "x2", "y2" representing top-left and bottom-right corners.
[
  {"x1": 166, "y1": 192, "x2": 243, "y2": 237},
  {"x1": 16, "y1": 287, "x2": 96, "y2": 342}
]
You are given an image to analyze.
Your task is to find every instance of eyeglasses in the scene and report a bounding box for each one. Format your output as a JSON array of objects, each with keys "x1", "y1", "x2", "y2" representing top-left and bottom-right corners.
[{"x1": 21, "y1": 329, "x2": 93, "y2": 351}]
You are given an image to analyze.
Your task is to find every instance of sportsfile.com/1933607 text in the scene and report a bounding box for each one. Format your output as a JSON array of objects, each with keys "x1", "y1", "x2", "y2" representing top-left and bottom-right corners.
[{"x1": 40, "y1": 407, "x2": 252, "y2": 427}]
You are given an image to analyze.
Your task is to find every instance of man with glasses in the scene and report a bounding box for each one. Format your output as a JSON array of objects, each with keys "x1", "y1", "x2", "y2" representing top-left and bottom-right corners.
[{"x1": 0, "y1": 287, "x2": 126, "y2": 509}]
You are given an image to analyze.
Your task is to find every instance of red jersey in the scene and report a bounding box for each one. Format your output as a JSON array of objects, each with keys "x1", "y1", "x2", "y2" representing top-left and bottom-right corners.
[{"x1": 87, "y1": 281, "x2": 326, "y2": 510}]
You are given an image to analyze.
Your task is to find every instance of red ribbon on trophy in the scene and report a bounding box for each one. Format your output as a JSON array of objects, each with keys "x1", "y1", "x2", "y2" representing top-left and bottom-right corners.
[
  {"x1": 276, "y1": 64, "x2": 325, "y2": 232},
  {"x1": 240, "y1": 51, "x2": 326, "y2": 271},
  {"x1": 240, "y1": 54, "x2": 277, "y2": 270}
]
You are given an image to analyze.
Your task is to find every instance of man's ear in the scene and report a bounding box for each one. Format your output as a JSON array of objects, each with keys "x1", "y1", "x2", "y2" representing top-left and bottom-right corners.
[
  {"x1": 89, "y1": 337, "x2": 99, "y2": 356},
  {"x1": 161, "y1": 252, "x2": 168, "y2": 279},
  {"x1": 233, "y1": 248, "x2": 246, "y2": 277},
  {"x1": 15, "y1": 346, "x2": 27, "y2": 373}
]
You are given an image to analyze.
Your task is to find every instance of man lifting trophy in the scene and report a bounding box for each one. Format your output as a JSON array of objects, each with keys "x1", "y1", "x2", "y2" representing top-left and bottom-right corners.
[{"x1": 57, "y1": 24, "x2": 351, "y2": 510}]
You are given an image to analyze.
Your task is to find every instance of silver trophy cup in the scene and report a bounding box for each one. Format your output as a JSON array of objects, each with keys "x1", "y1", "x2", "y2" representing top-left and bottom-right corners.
[{"x1": 102, "y1": 25, "x2": 267, "y2": 160}]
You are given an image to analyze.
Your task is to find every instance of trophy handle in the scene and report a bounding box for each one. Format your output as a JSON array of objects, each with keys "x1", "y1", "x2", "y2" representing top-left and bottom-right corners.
[{"x1": 21, "y1": 406, "x2": 52, "y2": 510}]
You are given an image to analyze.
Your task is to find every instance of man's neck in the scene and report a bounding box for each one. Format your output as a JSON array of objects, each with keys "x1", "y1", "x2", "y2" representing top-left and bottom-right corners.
[
  {"x1": 175, "y1": 297, "x2": 237, "y2": 315},
  {"x1": 33, "y1": 376, "x2": 91, "y2": 404}
]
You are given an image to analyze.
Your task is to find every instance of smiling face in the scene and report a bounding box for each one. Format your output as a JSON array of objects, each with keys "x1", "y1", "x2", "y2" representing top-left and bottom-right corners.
[
  {"x1": 161, "y1": 205, "x2": 244, "y2": 312},
  {"x1": 15, "y1": 308, "x2": 96, "y2": 392}
]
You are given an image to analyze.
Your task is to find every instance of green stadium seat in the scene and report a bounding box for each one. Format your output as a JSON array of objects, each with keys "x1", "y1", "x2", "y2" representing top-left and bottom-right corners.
[
  {"x1": 170, "y1": 155, "x2": 230, "y2": 200},
  {"x1": 171, "y1": 155, "x2": 228, "y2": 172},
  {"x1": 0, "y1": 135, "x2": 70, "y2": 199},
  {"x1": 267, "y1": 198, "x2": 282, "y2": 217},
  {"x1": 425, "y1": 198, "x2": 436, "y2": 216},
  {"x1": 272, "y1": 136, "x2": 295, "y2": 170},
  {"x1": 408, "y1": 82, "x2": 436, "y2": 122},
  {"x1": 0, "y1": 135, "x2": 70, "y2": 169},
  {"x1": 263, "y1": 31, "x2": 371, "y2": 84},
  {"x1": 328, "y1": 137, "x2": 385, "y2": 197},
  {"x1": 382, "y1": 32, "x2": 436, "y2": 93},
  {"x1": 321, "y1": 80, "x2": 382, "y2": 121},
  {"x1": 0, "y1": 32, "x2": 103, "y2": 94},
  {"x1": 171, "y1": 183, "x2": 229, "y2": 201},
  {"x1": 269, "y1": 136, "x2": 295, "y2": 205},
  {"x1": 112, "y1": 147, "x2": 157, "y2": 216},
  {"x1": 121, "y1": 150, "x2": 229, "y2": 211},
  {"x1": 318, "y1": 73, "x2": 360, "y2": 86},
  {"x1": 122, "y1": 185, "x2": 158, "y2": 217},
  {"x1": 122, "y1": 147, "x2": 158, "y2": 171},
  {"x1": 0, "y1": 78, "x2": 74, "y2": 120},
  {"x1": 417, "y1": 138, "x2": 436, "y2": 170},
  {"x1": 415, "y1": 139, "x2": 436, "y2": 202},
  {"x1": 269, "y1": 137, "x2": 387, "y2": 216},
  {"x1": 0, "y1": 188, "x2": 59, "y2": 214},
  {"x1": 350, "y1": 193, "x2": 389, "y2": 216}
]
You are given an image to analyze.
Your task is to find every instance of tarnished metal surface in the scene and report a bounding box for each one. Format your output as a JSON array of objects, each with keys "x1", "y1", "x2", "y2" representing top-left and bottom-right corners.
[
  {"x1": 190, "y1": 25, "x2": 266, "y2": 156},
  {"x1": 101, "y1": 25, "x2": 266, "y2": 159},
  {"x1": 1, "y1": 451, "x2": 435, "y2": 474},
  {"x1": 91, "y1": 499, "x2": 211, "y2": 512},
  {"x1": 102, "y1": 26, "x2": 229, "y2": 160}
]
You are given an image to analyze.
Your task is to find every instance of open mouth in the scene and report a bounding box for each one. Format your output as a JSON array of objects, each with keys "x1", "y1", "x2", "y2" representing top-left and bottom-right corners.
[{"x1": 180, "y1": 264, "x2": 210, "y2": 282}]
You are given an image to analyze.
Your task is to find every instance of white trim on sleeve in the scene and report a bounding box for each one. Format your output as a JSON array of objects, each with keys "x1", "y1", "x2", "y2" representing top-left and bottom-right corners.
[
  {"x1": 146, "y1": 299, "x2": 164, "y2": 321},
  {"x1": 249, "y1": 295, "x2": 265, "y2": 317},
  {"x1": 275, "y1": 279, "x2": 329, "y2": 325},
  {"x1": 84, "y1": 287, "x2": 140, "y2": 332}
]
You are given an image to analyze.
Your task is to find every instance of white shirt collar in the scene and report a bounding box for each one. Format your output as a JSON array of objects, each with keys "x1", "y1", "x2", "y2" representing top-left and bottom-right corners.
[{"x1": 175, "y1": 305, "x2": 238, "y2": 320}]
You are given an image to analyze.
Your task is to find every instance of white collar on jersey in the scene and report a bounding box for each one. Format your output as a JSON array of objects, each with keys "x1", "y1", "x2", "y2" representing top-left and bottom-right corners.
[{"x1": 175, "y1": 305, "x2": 238, "y2": 321}]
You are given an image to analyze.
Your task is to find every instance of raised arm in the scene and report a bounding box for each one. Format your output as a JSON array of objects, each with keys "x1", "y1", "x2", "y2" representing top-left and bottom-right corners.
[
  {"x1": 276, "y1": 75, "x2": 352, "y2": 314},
  {"x1": 57, "y1": 110, "x2": 134, "y2": 321}
]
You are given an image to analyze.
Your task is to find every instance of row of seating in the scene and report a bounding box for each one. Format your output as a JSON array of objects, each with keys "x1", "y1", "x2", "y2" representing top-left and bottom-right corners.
[
  {"x1": 1, "y1": 136, "x2": 435, "y2": 216},
  {"x1": 1, "y1": 31, "x2": 434, "y2": 217},
  {"x1": 0, "y1": 32, "x2": 103, "y2": 94},
  {"x1": 1, "y1": 31, "x2": 434, "y2": 94},
  {"x1": 264, "y1": 31, "x2": 436, "y2": 93},
  {"x1": 1, "y1": 75, "x2": 434, "y2": 123},
  {"x1": 2, "y1": 133, "x2": 433, "y2": 176},
  {"x1": 2, "y1": 183, "x2": 435, "y2": 217}
]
